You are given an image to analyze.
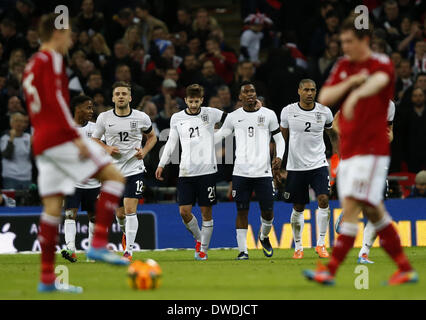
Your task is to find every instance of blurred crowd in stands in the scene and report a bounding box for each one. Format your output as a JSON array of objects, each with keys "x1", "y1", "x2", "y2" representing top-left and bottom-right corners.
[{"x1": 0, "y1": 0, "x2": 425, "y2": 205}]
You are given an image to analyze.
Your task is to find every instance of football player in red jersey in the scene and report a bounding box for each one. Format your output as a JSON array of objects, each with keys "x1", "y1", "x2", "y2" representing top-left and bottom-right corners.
[
  {"x1": 303, "y1": 14, "x2": 417, "y2": 286},
  {"x1": 22, "y1": 13, "x2": 129, "y2": 294}
]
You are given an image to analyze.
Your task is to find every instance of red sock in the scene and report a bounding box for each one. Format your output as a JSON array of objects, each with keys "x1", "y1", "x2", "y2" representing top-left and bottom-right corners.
[
  {"x1": 377, "y1": 223, "x2": 412, "y2": 272},
  {"x1": 91, "y1": 181, "x2": 124, "y2": 249},
  {"x1": 38, "y1": 213, "x2": 60, "y2": 285},
  {"x1": 328, "y1": 234, "x2": 356, "y2": 276}
]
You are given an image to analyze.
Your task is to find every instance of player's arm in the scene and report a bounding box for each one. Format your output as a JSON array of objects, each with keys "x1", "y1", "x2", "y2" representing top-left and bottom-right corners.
[
  {"x1": 214, "y1": 114, "x2": 233, "y2": 144},
  {"x1": 318, "y1": 72, "x2": 369, "y2": 108},
  {"x1": 388, "y1": 123, "x2": 394, "y2": 142},
  {"x1": 272, "y1": 128, "x2": 285, "y2": 170},
  {"x1": 135, "y1": 128, "x2": 157, "y2": 160},
  {"x1": 156, "y1": 125, "x2": 179, "y2": 181},
  {"x1": 341, "y1": 71, "x2": 391, "y2": 120}
]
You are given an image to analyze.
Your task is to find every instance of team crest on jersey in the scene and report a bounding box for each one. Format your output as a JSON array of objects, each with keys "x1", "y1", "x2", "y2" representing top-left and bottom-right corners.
[
  {"x1": 284, "y1": 192, "x2": 290, "y2": 200},
  {"x1": 130, "y1": 120, "x2": 138, "y2": 131},
  {"x1": 257, "y1": 115, "x2": 265, "y2": 126},
  {"x1": 232, "y1": 190, "x2": 236, "y2": 198},
  {"x1": 315, "y1": 112, "x2": 322, "y2": 123},
  {"x1": 201, "y1": 113, "x2": 209, "y2": 123},
  {"x1": 87, "y1": 132, "x2": 92, "y2": 138}
]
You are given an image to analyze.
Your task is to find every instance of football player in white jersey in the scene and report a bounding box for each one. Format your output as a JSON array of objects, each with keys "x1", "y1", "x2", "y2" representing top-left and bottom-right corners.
[
  {"x1": 334, "y1": 100, "x2": 396, "y2": 264},
  {"x1": 215, "y1": 81, "x2": 285, "y2": 260},
  {"x1": 60, "y1": 96, "x2": 101, "y2": 263},
  {"x1": 93, "y1": 82, "x2": 157, "y2": 261},
  {"x1": 156, "y1": 84, "x2": 226, "y2": 260},
  {"x1": 280, "y1": 79, "x2": 334, "y2": 259}
]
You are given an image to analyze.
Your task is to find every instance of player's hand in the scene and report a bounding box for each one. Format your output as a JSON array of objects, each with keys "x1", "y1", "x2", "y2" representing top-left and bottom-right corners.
[
  {"x1": 73, "y1": 138, "x2": 90, "y2": 160},
  {"x1": 349, "y1": 72, "x2": 368, "y2": 88},
  {"x1": 342, "y1": 91, "x2": 360, "y2": 120},
  {"x1": 106, "y1": 145, "x2": 120, "y2": 156},
  {"x1": 272, "y1": 157, "x2": 282, "y2": 171},
  {"x1": 134, "y1": 147, "x2": 146, "y2": 160},
  {"x1": 155, "y1": 167, "x2": 164, "y2": 181}
]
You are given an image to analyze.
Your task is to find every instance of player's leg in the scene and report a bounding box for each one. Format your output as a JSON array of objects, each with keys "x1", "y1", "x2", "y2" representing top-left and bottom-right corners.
[
  {"x1": 357, "y1": 217, "x2": 376, "y2": 264},
  {"x1": 178, "y1": 176, "x2": 201, "y2": 256},
  {"x1": 196, "y1": 174, "x2": 217, "y2": 260},
  {"x1": 255, "y1": 177, "x2": 274, "y2": 258},
  {"x1": 233, "y1": 176, "x2": 252, "y2": 260},
  {"x1": 88, "y1": 163, "x2": 128, "y2": 265},
  {"x1": 62, "y1": 195, "x2": 78, "y2": 263},
  {"x1": 310, "y1": 167, "x2": 331, "y2": 257},
  {"x1": 81, "y1": 187, "x2": 99, "y2": 261},
  {"x1": 362, "y1": 202, "x2": 417, "y2": 285},
  {"x1": 123, "y1": 197, "x2": 139, "y2": 260},
  {"x1": 284, "y1": 171, "x2": 308, "y2": 257}
]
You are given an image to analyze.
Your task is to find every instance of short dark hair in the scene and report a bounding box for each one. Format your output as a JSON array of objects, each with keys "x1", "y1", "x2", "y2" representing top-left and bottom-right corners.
[
  {"x1": 240, "y1": 80, "x2": 254, "y2": 92},
  {"x1": 299, "y1": 79, "x2": 316, "y2": 88},
  {"x1": 340, "y1": 13, "x2": 372, "y2": 39},
  {"x1": 70, "y1": 95, "x2": 92, "y2": 115},
  {"x1": 112, "y1": 81, "x2": 131, "y2": 92},
  {"x1": 186, "y1": 84, "x2": 204, "y2": 98}
]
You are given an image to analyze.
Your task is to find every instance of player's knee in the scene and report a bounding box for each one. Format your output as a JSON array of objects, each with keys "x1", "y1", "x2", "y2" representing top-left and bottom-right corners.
[
  {"x1": 261, "y1": 210, "x2": 274, "y2": 221},
  {"x1": 293, "y1": 204, "x2": 305, "y2": 212},
  {"x1": 317, "y1": 195, "x2": 329, "y2": 208}
]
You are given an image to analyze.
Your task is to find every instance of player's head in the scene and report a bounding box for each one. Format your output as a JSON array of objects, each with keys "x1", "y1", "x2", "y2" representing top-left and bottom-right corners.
[
  {"x1": 298, "y1": 79, "x2": 317, "y2": 105},
  {"x1": 112, "y1": 81, "x2": 132, "y2": 109},
  {"x1": 185, "y1": 84, "x2": 204, "y2": 112},
  {"x1": 71, "y1": 95, "x2": 93, "y2": 122},
  {"x1": 340, "y1": 14, "x2": 372, "y2": 62},
  {"x1": 38, "y1": 13, "x2": 72, "y2": 55},
  {"x1": 239, "y1": 81, "x2": 257, "y2": 108}
]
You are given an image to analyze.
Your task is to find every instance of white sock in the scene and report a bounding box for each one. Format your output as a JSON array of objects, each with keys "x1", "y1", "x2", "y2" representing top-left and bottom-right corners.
[
  {"x1": 184, "y1": 215, "x2": 201, "y2": 242},
  {"x1": 236, "y1": 229, "x2": 248, "y2": 254},
  {"x1": 260, "y1": 217, "x2": 273, "y2": 240},
  {"x1": 316, "y1": 207, "x2": 330, "y2": 247},
  {"x1": 125, "y1": 213, "x2": 138, "y2": 254},
  {"x1": 291, "y1": 209, "x2": 304, "y2": 251},
  {"x1": 116, "y1": 215, "x2": 126, "y2": 233},
  {"x1": 88, "y1": 221, "x2": 95, "y2": 249},
  {"x1": 359, "y1": 221, "x2": 377, "y2": 257},
  {"x1": 201, "y1": 219, "x2": 214, "y2": 253},
  {"x1": 64, "y1": 219, "x2": 76, "y2": 252}
]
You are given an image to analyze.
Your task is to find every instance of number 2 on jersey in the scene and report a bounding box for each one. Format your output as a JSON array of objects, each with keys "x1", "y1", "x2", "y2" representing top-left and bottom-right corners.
[{"x1": 304, "y1": 122, "x2": 311, "y2": 132}]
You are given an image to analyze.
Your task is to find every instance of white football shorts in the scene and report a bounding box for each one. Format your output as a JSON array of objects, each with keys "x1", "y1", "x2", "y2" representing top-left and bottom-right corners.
[
  {"x1": 36, "y1": 138, "x2": 111, "y2": 197},
  {"x1": 337, "y1": 155, "x2": 389, "y2": 207}
]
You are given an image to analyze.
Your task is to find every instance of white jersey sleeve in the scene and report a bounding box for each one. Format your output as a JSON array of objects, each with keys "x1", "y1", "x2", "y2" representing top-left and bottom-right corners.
[
  {"x1": 325, "y1": 107, "x2": 334, "y2": 129},
  {"x1": 158, "y1": 115, "x2": 179, "y2": 167},
  {"x1": 387, "y1": 100, "x2": 395, "y2": 123},
  {"x1": 93, "y1": 112, "x2": 106, "y2": 139},
  {"x1": 210, "y1": 107, "x2": 224, "y2": 124},
  {"x1": 280, "y1": 107, "x2": 289, "y2": 128}
]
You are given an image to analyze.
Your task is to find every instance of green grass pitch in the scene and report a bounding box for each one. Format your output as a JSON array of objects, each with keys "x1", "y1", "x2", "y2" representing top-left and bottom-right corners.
[{"x1": 1, "y1": 247, "x2": 425, "y2": 300}]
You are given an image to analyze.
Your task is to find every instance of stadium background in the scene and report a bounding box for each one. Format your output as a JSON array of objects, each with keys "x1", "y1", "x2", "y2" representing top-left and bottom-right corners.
[{"x1": 0, "y1": 0, "x2": 425, "y2": 252}]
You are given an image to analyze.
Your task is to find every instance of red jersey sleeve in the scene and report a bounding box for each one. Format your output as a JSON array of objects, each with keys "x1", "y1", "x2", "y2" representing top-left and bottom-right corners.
[{"x1": 323, "y1": 58, "x2": 346, "y2": 87}]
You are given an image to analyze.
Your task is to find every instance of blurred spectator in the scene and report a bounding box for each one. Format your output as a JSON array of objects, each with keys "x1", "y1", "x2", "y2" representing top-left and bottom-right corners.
[
  {"x1": 74, "y1": 0, "x2": 105, "y2": 36},
  {"x1": 231, "y1": 60, "x2": 266, "y2": 102},
  {"x1": 309, "y1": 9, "x2": 340, "y2": 58},
  {"x1": 217, "y1": 85, "x2": 234, "y2": 112},
  {"x1": 399, "y1": 87, "x2": 426, "y2": 173},
  {"x1": 412, "y1": 40, "x2": 426, "y2": 76},
  {"x1": 1, "y1": 112, "x2": 32, "y2": 190},
  {"x1": 69, "y1": 59, "x2": 95, "y2": 97},
  {"x1": 0, "y1": 18, "x2": 27, "y2": 60},
  {"x1": 130, "y1": 43, "x2": 150, "y2": 72},
  {"x1": 2, "y1": 0, "x2": 35, "y2": 37},
  {"x1": 400, "y1": 72, "x2": 426, "y2": 109},
  {"x1": 210, "y1": 26, "x2": 236, "y2": 54},
  {"x1": 123, "y1": 24, "x2": 143, "y2": 51},
  {"x1": 390, "y1": 51, "x2": 402, "y2": 67},
  {"x1": 395, "y1": 59, "x2": 413, "y2": 102},
  {"x1": 156, "y1": 94, "x2": 181, "y2": 132},
  {"x1": 172, "y1": 7, "x2": 192, "y2": 35},
  {"x1": 76, "y1": 30, "x2": 91, "y2": 54},
  {"x1": 23, "y1": 26, "x2": 39, "y2": 57},
  {"x1": 378, "y1": 0, "x2": 401, "y2": 48},
  {"x1": 114, "y1": 63, "x2": 145, "y2": 108},
  {"x1": 171, "y1": 30, "x2": 189, "y2": 58},
  {"x1": 208, "y1": 95, "x2": 222, "y2": 110},
  {"x1": 85, "y1": 70, "x2": 109, "y2": 100},
  {"x1": 107, "y1": 7, "x2": 134, "y2": 48},
  {"x1": 195, "y1": 59, "x2": 225, "y2": 102},
  {"x1": 313, "y1": 39, "x2": 340, "y2": 85},
  {"x1": 192, "y1": 8, "x2": 218, "y2": 47},
  {"x1": 88, "y1": 33, "x2": 111, "y2": 70},
  {"x1": 180, "y1": 53, "x2": 200, "y2": 87},
  {"x1": 199, "y1": 36, "x2": 237, "y2": 85},
  {"x1": 408, "y1": 170, "x2": 426, "y2": 198},
  {"x1": 240, "y1": 12, "x2": 273, "y2": 64},
  {"x1": 187, "y1": 35, "x2": 202, "y2": 57},
  {"x1": 151, "y1": 79, "x2": 184, "y2": 112},
  {"x1": 141, "y1": 57, "x2": 169, "y2": 95},
  {"x1": 140, "y1": 100, "x2": 160, "y2": 136},
  {"x1": 283, "y1": 31, "x2": 308, "y2": 70},
  {"x1": 135, "y1": 2, "x2": 169, "y2": 51},
  {"x1": 164, "y1": 68, "x2": 185, "y2": 98},
  {"x1": 1, "y1": 95, "x2": 26, "y2": 130}
]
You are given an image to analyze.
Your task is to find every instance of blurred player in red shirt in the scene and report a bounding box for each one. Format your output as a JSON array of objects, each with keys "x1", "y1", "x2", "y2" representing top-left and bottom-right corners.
[
  {"x1": 22, "y1": 13, "x2": 129, "y2": 294},
  {"x1": 303, "y1": 14, "x2": 417, "y2": 286}
]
